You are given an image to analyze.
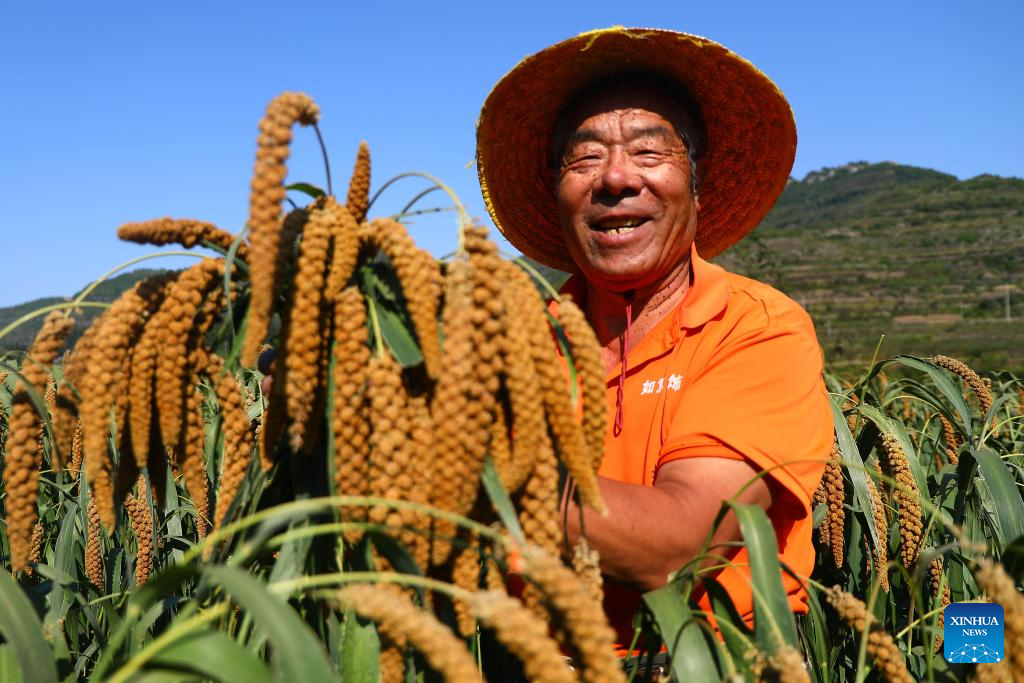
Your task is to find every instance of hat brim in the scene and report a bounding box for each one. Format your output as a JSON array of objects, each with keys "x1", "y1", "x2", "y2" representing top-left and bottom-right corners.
[{"x1": 476, "y1": 27, "x2": 796, "y2": 271}]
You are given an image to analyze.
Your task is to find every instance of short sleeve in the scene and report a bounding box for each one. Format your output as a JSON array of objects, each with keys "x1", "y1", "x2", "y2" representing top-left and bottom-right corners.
[{"x1": 656, "y1": 292, "x2": 834, "y2": 509}]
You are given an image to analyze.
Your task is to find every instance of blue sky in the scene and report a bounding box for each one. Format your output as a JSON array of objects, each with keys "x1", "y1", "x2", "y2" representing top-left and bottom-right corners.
[{"x1": 2, "y1": 1, "x2": 1021, "y2": 306}]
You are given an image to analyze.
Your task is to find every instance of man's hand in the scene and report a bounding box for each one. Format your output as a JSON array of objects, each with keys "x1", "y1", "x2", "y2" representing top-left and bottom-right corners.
[
  {"x1": 563, "y1": 457, "x2": 772, "y2": 591},
  {"x1": 258, "y1": 348, "x2": 276, "y2": 396}
]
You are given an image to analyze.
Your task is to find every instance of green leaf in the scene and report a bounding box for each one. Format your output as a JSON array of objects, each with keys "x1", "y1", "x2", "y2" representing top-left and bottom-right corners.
[
  {"x1": 731, "y1": 503, "x2": 798, "y2": 652},
  {"x1": 340, "y1": 610, "x2": 380, "y2": 683},
  {"x1": 375, "y1": 302, "x2": 423, "y2": 367},
  {"x1": 44, "y1": 501, "x2": 80, "y2": 630},
  {"x1": 268, "y1": 521, "x2": 313, "y2": 584},
  {"x1": 121, "y1": 669, "x2": 197, "y2": 683},
  {"x1": 148, "y1": 630, "x2": 273, "y2": 683},
  {"x1": 91, "y1": 565, "x2": 201, "y2": 681},
  {"x1": 0, "y1": 645, "x2": 22, "y2": 683},
  {"x1": 285, "y1": 182, "x2": 325, "y2": 199},
  {"x1": 161, "y1": 469, "x2": 186, "y2": 565},
  {"x1": 830, "y1": 398, "x2": 880, "y2": 548},
  {"x1": 203, "y1": 566, "x2": 335, "y2": 682},
  {"x1": 701, "y1": 576, "x2": 753, "y2": 664},
  {"x1": 0, "y1": 569, "x2": 58, "y2": 683},
  {"x1": 642, "y1": 585, "x2": 720, "y2": 683},
  {"x1": 360, "y1": 264, "x2": 424, "y2": 368},
  {"x1": 480, "y1": 456, "x2": 525, "y2": 544},
  {"x1": 974, "y1": 448, "x2": 1024, "y2": 548},
  {"x1": 1001, "y1": 535, "x2": 1024, "y2": 583},
  {"x1": 801, "y1": 585, "x2": 832, "y2": 683},
  {"x1": 370, "y1": 532, "x2": 425, "y2": 585}
]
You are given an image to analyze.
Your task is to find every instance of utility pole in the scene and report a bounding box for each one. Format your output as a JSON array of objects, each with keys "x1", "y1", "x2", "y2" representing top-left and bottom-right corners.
[{"x1": 995, "y1": 284, "x2": 1014, "y2": 322}]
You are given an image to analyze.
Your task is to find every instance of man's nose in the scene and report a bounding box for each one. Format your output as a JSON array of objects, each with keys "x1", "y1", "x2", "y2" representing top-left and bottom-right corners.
[{"x1": 594, "y1": 149, "x2": 641, "y2": 197}]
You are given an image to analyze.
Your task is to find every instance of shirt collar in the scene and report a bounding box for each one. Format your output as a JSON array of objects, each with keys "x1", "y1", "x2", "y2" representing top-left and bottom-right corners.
[
  {"x1": 675, "y1": 242, "x2": 731, "y2": 330},
  {"x1": 557, "y1": 242, "x2": 731, "y2": 331}
]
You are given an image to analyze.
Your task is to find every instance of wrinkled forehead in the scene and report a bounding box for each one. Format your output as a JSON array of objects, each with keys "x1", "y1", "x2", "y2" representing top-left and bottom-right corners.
[{"x1": 549, "y1": 74, "x2": 705, "y2": 166}]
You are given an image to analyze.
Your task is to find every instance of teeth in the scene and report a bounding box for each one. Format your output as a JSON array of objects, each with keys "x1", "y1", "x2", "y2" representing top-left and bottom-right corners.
[
  {"x1": 606, "y1": 227, "x2": 637, "y2": 235},
  {"x1": 596, "y1": 217, "x2": 645, "y2": 232}
]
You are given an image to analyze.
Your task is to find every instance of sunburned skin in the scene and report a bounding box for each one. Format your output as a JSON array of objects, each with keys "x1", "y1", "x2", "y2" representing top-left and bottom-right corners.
[
  {"x1": 555, "y1": 86, "x2": 699, "y2": 370},
  {"x1": 555, "y1": 83, "x2": 773, "y2": 592}
]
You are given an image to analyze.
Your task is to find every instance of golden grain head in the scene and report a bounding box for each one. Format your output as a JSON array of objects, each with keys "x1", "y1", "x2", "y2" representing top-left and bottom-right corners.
[
  {"x1": 865, "y1": 628, "x2": 914, "y2": 683},
  {"x1": 3, "y1": 312, "x2": 74, "y2": 573},
  {"x1": 337, "y1": 584, "x2": 482, "y2": 683},
  {"x1": 85, "y1": 498, "x2": 104, "y2": 589},
  {"x1": 242, "y1": 93, "x2": 319, "y2": 367},
  {"x1": 470, "y1": 590, "x2": 577, "y2": 683},
  {"x1": 213, "y1": 370, "x2": 255, "y2": 531},
  {"x1": 932, "y1": 354, "x2": 993, "y2": 415},
  {"x1": 937, "y1": 413, "x2": 961, "y2": 465},
  {"x1": 346, "y1": 141, "x2": 371, "y2": 223},
  {"x1": 823, "y1": 455, "x2": 846, "y2": 569},
  {"x1": 520, "y1": 546, "x2": 624, "y2": 683},
  {"x1": 429, "y1": 257, "x2": 482, "y2": 564},
  {"x1": 331, "y1": 289, "x2": 372, "y2": 534},
  {"x1": 21, "y1": 312, "x2": 74, "y2": 390},
  {"x1": 4, "y1": 402, "x2": 46, "y2": 573},
  {"x1": 557, "y1": 296, "x2": 607, "y2": 473},
  {"x1": 761, "y1": 646, "x2": 812, "y2": 683},
  {"x1": 878, "y1": 433, "x2": 922, "y2": 569},
  {"x1": 118, "y1": 218, "x2": 248, "y2": 261},
  {"x1": 126, "y1": 481, "x2": 154, "y2": 585},
  {"x1": 282, "y1": 197, "x2": 335, "y2": 453},
  {"x1": 865, "y1": 475, "x2": 890, "y2": 593}
]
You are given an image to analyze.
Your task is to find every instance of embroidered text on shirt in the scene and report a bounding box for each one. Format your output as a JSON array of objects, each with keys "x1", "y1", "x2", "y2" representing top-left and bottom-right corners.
[{"x1": 640, "y1": 374, "x2": 683, "y2": 396}]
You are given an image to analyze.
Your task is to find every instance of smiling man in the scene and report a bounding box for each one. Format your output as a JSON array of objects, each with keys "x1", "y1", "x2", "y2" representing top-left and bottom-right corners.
[{"x1": 476, "y1": 27, "x2": 835, "y2": 648}]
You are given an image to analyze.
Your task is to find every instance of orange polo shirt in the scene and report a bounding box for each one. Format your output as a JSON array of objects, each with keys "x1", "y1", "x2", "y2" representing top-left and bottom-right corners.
[{"x1": 553, "y1": 243, "x2": 833, "y2": 647}]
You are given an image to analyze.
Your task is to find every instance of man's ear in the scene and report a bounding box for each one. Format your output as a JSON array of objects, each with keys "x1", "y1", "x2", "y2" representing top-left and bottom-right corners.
[{"x1": 695, "y1": 156, "x2": 709, "y2": 193}]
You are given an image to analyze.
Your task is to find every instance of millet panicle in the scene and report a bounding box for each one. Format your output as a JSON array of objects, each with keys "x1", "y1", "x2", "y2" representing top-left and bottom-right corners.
[
  {"x1": 877, "y1": 433, "x2": 923, "y2": 569},
  {"x1": 338, "y1": 584, "x2": 482, "y2": 683},
  {"x1": 242, "y1": 92, "x2": 320, "y2": 367},
  {"x1": 118, "y1": 218, "x2": 248, "y2": 262}
]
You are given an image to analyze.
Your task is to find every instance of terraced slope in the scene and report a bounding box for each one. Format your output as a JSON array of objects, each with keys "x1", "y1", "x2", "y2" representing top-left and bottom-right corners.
[{"x1": 717, "y1": 162, "x2": 1024, "y2": 372}]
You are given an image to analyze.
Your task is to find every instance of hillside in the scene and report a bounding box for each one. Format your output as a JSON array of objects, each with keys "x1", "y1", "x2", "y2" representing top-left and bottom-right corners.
[
  {"x1": 0, "y1": 269, "x2": 169, "y2": 355},
  {"x1": 2, "y1": 162, "x2": 1020, "y2": 373},
  {"x1": 715, "y1": 162, "x2": 1024, "y2": 372}
]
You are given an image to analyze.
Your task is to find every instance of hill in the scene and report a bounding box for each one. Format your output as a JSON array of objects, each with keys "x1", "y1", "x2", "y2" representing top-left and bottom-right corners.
[
  {"x1": 2, "y1": 161, "x2": 1020, "y2": 373},
  {"x1": 0, "y1": 269, "x2": 170, "y2": 355},
  {"x1": 715, "y1": 162, "x2": 1024, "y2": 372}
]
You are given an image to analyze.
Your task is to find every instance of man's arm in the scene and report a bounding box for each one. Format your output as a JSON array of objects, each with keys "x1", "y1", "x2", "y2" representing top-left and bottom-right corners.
[{"x1": 563, "y1": 457, "x2": 772, "y2": 592}]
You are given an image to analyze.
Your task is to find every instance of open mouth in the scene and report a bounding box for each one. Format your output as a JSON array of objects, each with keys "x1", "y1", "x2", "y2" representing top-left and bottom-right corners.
[{"x1": 592, "y1": 217, "x2": 648, "y2": 235}]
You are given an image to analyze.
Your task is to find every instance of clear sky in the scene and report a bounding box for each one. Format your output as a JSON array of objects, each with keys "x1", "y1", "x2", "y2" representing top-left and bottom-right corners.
[{"x1": 2, "y1": 1, "x2": 1021, "y2": 306}]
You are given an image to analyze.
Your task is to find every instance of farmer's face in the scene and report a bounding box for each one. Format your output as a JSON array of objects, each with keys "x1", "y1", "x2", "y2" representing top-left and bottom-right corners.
[{"x1": 555, "y1": 86, "x2": 698, "y2": 293}]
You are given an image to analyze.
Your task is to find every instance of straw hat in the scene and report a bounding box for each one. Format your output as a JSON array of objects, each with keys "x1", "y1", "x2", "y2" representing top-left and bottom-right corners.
[{"x1": 476, "y1": 26, "x2": 796, "y2": 272}]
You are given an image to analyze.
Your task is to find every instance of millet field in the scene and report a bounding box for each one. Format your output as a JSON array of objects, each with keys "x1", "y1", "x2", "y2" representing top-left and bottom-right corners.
[{"x1": 1, "y1": 93, "x2": 1023, "y2": 683}]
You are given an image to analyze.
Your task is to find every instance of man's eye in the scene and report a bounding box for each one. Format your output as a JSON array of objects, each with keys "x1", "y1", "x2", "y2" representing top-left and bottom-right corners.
[{"x1": 564, "y1": 153, "x2": 601, "y2": 169}]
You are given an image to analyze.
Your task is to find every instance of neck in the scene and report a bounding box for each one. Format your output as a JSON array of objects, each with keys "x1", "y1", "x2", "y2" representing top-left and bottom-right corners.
[{"x1": 584, "y1": 256, "x2": 693, "y2": 372}]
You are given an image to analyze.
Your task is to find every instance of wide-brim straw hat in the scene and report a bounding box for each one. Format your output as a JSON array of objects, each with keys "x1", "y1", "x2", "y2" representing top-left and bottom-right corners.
[{"x1": 476, "y1": 26, "x2": 796, "y2": 272}]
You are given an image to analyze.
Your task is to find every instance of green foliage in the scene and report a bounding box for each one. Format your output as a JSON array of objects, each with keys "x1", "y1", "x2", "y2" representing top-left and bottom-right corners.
[
  {"x1": 1, "y1": 158, "x2": 1022, "y2": 682},
  {"x1": 2, "y1": 342, "x2": 1020, "y2": 681},
  {"x1": 715, "y1": 162, "x2": 1024, "y2": 373}
]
